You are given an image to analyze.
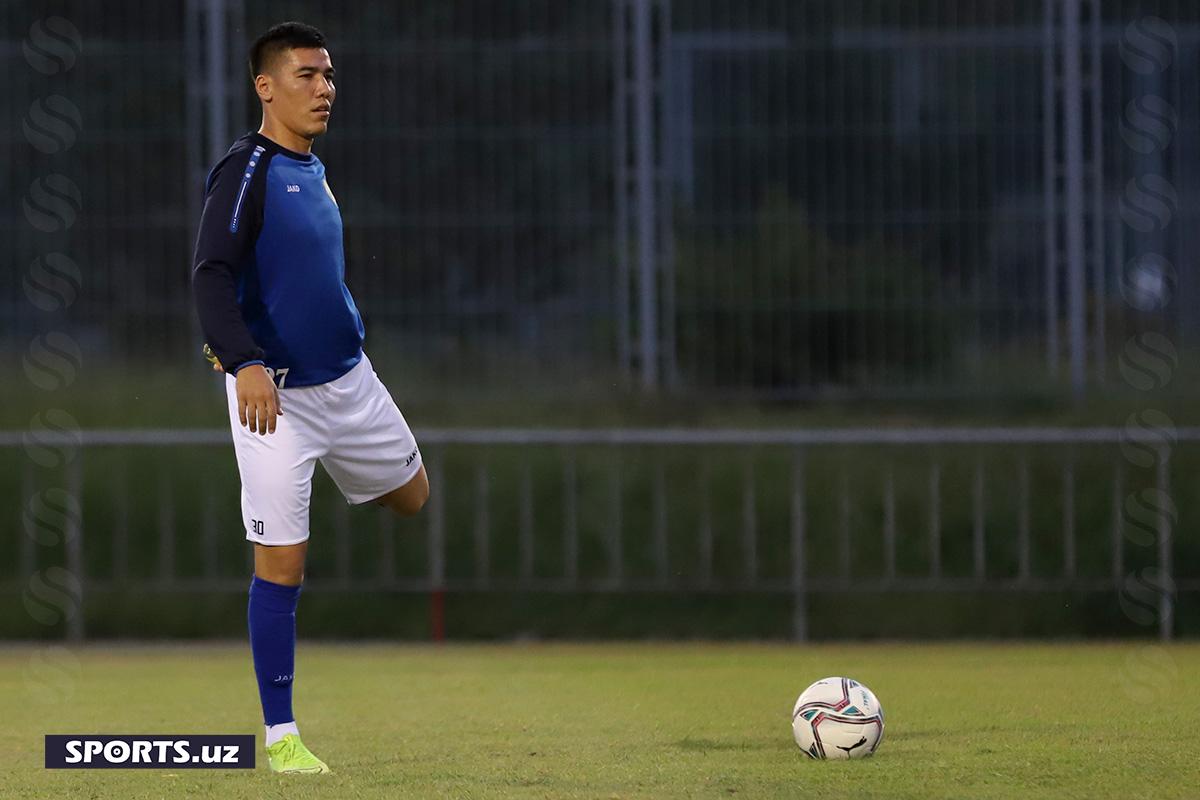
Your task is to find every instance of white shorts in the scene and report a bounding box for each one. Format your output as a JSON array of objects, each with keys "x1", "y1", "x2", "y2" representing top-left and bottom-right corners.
[{"x1": 225, "y1": 352, "x2": 422, "y2": 546}]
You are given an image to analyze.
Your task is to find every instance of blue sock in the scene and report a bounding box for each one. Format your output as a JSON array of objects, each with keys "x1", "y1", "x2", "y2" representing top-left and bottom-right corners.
[{"x1": 248, "y1": 575, "x2": 301, "y2": 726}]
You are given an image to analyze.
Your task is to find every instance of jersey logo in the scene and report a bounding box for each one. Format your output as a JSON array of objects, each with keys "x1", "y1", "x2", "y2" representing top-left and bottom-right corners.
[
  {"x1": 229, "y1": 145, "x2": 265, "y2": 233},
  {"x1": 286, "y1": 184, "x2": 300, "y2": 193}
]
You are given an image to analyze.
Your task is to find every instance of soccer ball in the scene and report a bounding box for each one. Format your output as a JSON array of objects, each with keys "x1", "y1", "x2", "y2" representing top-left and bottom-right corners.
[{"x1": 791, "y1": 677, "x2": 884, "y2": 759}]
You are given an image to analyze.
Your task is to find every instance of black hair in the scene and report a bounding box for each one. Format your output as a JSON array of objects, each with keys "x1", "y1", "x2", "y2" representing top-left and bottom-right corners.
[{"x1": 248, "y1": 21, "x2": 326, "y2": 80}]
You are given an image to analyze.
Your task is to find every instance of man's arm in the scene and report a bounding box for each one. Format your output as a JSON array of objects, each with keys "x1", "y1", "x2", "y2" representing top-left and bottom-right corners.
[
  {"x1": 191, "y1": 153, "x2": 266, "y2": 374},
  {"x1": 191, "y1": 148, "x2": 281, "y2": 435}
]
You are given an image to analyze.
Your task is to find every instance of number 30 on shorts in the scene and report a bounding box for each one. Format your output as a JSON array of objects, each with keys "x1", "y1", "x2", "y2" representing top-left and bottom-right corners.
[{"x1": 263, "y1": 367, "x2": 289, "y2": 388}]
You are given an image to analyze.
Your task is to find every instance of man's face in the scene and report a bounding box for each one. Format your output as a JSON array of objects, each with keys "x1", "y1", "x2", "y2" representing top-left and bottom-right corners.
[{"x1": 258, "y1": 47, "x2": 336, "y2": 140}]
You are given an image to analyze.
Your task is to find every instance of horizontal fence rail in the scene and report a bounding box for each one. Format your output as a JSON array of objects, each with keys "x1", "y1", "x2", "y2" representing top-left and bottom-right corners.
[{"x1": 3, "y1": 428, "x2": 1195, "y2": 641}]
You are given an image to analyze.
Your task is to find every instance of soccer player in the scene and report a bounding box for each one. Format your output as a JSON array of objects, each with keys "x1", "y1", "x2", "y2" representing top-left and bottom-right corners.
[{"x1": 191, "y1": 22, "x2": 429, "y2": 774}]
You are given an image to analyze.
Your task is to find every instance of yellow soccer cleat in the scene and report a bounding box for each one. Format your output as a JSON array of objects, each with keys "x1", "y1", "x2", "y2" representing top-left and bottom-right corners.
[{"x1": 265, "y1": 733, "x2": 331, "y2": 774}]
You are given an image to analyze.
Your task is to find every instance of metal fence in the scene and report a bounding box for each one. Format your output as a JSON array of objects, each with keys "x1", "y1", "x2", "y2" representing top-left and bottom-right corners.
[
  {"x1": 5, "y1": 2, "x2": 1200, "y2": 400},
  {"x1": 4, "y1": 427, "x2": 1194, "y2": 641}
]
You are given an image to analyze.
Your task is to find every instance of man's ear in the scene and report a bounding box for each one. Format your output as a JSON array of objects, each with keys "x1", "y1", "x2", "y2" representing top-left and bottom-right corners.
[{"x1": 254, "y1": 73, "x2": 273, "y2": 103}]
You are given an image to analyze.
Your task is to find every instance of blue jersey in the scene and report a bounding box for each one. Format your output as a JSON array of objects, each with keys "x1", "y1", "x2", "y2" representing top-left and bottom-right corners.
[{"x1": 191, "y1": 132, "x2": 364, "y2": 387}]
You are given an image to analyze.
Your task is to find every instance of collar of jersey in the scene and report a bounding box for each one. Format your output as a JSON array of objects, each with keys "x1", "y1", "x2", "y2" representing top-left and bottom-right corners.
[{"x1": 249, "y1": 131, "x2": 316, "y2": 162}]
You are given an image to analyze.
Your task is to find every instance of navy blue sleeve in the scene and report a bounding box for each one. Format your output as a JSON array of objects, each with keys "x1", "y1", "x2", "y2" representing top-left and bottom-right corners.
[{"x1": 191, "y1": 146, "x2": 268, "y2": 374}]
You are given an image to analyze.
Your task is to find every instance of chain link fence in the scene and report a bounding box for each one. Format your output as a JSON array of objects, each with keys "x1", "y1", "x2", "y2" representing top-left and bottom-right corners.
[{"x1": 5, "y1": 1, "x2": 1200, "y2": 401}]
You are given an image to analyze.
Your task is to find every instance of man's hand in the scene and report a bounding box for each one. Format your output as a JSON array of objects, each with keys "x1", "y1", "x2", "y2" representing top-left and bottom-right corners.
[{"x1": 236, "y1": 364, "x2": 282, "y2": 435}]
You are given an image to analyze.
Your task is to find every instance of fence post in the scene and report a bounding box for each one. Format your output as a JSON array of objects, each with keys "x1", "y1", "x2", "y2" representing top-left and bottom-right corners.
[
  {"x1": 379, "y1": 507, "x2": 396, "y2": 587},
  {"x1": 613, "y1": 0, "x2": 631, "y2": 384},
  {"x1": 653, "y1": 457, "x2": 668, "y2": 585},
  {"x1": 838, "y1": 462, "x2": 850, "y2": 583},
  {"x1": 203, "y1": 488, "x2": 218, "y2": 581},
  {"x1": 474, "y1": 461, "x2": 490, "y2": 587},
  {"x1": 1062, "y1": 456, "x2": 1076, "y2": 580},
  {"x1": 1062, "y1": 0, "x2": 1088, "y2": 401},
  {"x1": 632, "y1": 0, "x2": 659, "y2": 390},
  {"x1": 428, "y1": 452, "x2": 445, "y2": 642},
  {"x1": 609, "y1": 450, "x2": 624, "y2": 586},
  {"x1": 698, "y1": 456, "x2": 712, "y2": 587},
  {"x1": 157, "y1": 474, "x2": 175, "y2": 590},
  {"x1": 1110, "y1": 460, "x2": 1123, "y2": 586},
  {"x1": 972, "y1": 457, "x2": 986, "y2": 581},
  {"x1": 21, "y1": 463, "x2": 34, "y2": 584},
  {"x1": 883, "y1": 465, "x2": 896, "y2": 583},
  {"x1": 929, "y1": 461, "x2": 942, "y2": 579},
  {"x1": 742, "y1": 457, "x2": 757, "y2": 584},
  {"x1": 65, "y1": 453, "x2": 84, "y2": 642},
  {"x1": 563, "y1": 451, "x2": 578, "y2": 587},
  {"x1": 114, "y1": 459, "x2": 129, "y2": 582},
  {"x1": 334, "y1": 494, "x2": 350, "y2": 589},
  {"x1": 1042, "y1": 0, "x2": 1060, "y2": 376},
  {"x1": 791, "y1": 449, "x2": 807, "y2": 642},
  {"x1": 1018, "y1": 454, "x2": 1031, "y2": 582},
  {"x1": 1156, "y1": 445, "x2": 1173, "y2": 641},
  {"x1": 519, "y1": 461, "x2": 534, "y2": 583}
]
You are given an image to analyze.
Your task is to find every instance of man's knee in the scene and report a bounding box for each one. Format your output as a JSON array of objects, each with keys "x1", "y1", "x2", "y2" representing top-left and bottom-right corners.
[
  {"x1": 254, "y1": 542, "x2": 306, "y2": 586},
  {"x1": 402, "y1": 478, "x2": 430, "y2": 515},
  {"x1": 378, "y1": 468, "x2": 429, "y2": 516}
]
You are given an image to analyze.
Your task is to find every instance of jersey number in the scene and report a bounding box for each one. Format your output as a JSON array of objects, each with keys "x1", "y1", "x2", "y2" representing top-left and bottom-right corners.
[{"x1": 264, "y1": 367, "x2": 289, "y2": 388}]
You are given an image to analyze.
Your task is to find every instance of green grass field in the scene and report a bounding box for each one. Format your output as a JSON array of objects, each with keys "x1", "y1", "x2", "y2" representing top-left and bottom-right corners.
[{"x1": 1, "y1": 642, "x2": 1197, "y2": 799}]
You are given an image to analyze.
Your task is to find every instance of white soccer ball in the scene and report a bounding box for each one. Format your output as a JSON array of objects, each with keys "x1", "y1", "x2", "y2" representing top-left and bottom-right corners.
[{"x1": 791, "y1": 676, "x2": 885, "y2": 759}]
